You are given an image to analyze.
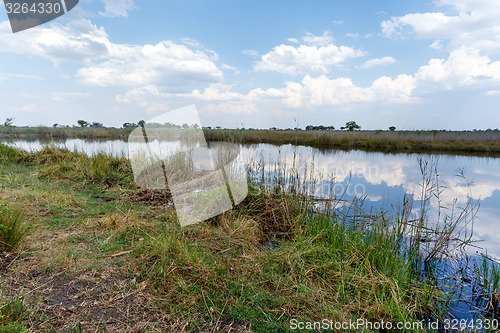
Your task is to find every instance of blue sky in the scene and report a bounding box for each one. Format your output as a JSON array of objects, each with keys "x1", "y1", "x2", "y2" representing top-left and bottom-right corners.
[{"x1": 1, "y1": 0, "x2": 500, "y2": 130}]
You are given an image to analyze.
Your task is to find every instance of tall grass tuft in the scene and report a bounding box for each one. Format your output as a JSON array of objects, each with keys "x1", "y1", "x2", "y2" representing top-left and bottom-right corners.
[
  {"x1": 0, "y1": 143, "x2": 19, "y2": 164},
  {"x1": 0, "y1": 204, "x2": 28, "y2": 252},
  {"x1": 20, "y1": 145, "x2": 134, "y2": 186}
]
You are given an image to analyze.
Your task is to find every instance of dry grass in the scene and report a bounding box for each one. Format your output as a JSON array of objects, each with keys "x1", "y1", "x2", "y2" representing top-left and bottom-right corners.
[
  {"x1": 0, "y1": 126, "x2": 131, "y2": 140},
  {"x1": 205, "y1": 129, "x2": 500, "y2": 155}
]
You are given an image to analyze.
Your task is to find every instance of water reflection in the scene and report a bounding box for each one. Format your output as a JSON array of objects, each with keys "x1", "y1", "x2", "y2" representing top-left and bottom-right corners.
[
  {"x1": 238, "y1": 144, "x2": 500, "y2": 258},
  {"x1": 3, "y1": 138, "x2": 500, "y2": 258}
]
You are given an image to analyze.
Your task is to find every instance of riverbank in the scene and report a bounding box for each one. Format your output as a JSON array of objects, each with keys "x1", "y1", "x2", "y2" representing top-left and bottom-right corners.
[
  {"x1": 0, "y1": 143, "x2": 464, "y2": 332},
  {"x1": 204, "y1": 129, "x2": 500, "y2": 156},
  {"x1": 2, "y1": 126, "x2": 500, "y2": 156},
  {"x1": 0, "y1": 126, "x2": 132, "y2": 141}
]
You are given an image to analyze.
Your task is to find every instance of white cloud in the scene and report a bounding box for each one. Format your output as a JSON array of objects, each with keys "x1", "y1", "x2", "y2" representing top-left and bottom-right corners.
[
  {"x1": 346, "y1": 33, "x2": 360, "y2": 38},
  {"x1": 99, "y1": 0, "x2": 135, "y2": 17},
  {"x1": 76, "y1": 41, "x2": 223, "y2": 88},
  {"x1": 131, "y1": 72, "x2": 418, "y2": 113},
  {"x1": 0, "y1": 18, "x2": 223, "y2": 90},
  {"x1": 381, "y1": 0, "x2": 500, "y2": 52},
  {"x1": 0, "y1": 19, "x2": 109, "y2": 63},
  {"x1": 181, "y1": 37, "x2": 201, "y2": 48},
  {"x1": 416, "y1": 46, "x2": 500, "y2": 89},
  {"x1": 222, "y1": 63, "x2": 237, "y2": 70},
  {"x1": 361, "y1": 56, "x2": 396, "y2": 68},
  {"x1": 254, "y1": 43, "x2": 365, "y2": 76},
  {"x1": 116, "y1": 85, "x2": 160, "y2": 103},
  {"x1": 221, "y1": 63, "x2": 240, "y2": 75},
  {"x1": 292, "y1": 74, "x2": 417, "y2": 107},
  {"x1": 429, "y1": 40, "x2": 444, "y2": 50},
  {"x1": 287, "y1": 38, "x2": 299, "y2": 43},
  {"x1": 302, "y1": 31, "x2": 334, "y2": 46}
]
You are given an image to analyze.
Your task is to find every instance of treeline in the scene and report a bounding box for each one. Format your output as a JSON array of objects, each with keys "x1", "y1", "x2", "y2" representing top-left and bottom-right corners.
[{"x1": 2, "y1": 117, "x2": 500, "y2": 133}]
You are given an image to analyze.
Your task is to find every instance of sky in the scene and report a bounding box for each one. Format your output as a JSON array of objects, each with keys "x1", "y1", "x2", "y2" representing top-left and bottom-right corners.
[{"x1": 1, "y1": 0, "x2": 500, "y2": 130}]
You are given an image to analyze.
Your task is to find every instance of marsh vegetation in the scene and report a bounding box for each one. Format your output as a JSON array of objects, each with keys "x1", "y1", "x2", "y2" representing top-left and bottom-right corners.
[
  {"x1": 1, "y1": 141, "x2": 498, "y2": 332},
  {"x1": 2, "y1": 125, "x2": 500, "y2": 156}
]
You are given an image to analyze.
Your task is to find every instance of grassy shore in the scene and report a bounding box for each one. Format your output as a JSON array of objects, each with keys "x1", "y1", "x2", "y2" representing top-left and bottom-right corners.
[
  {"x1": 0, "y1": 126, "x2": 132, "y2": 141},
  {"x1": 204, "y1": 129, "x2": 500, "y2": 155},
  {"x1": 0, "y1": 142, "x2": 496, "y2": 332},
  {"x1": 2, "y1": 126, "x2": 500, "y2": 155}
]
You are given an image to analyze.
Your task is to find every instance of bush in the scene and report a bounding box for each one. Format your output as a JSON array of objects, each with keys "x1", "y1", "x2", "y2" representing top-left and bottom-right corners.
[{"x1": 0, "y1": 204, "x2": 28, "y2": 252}]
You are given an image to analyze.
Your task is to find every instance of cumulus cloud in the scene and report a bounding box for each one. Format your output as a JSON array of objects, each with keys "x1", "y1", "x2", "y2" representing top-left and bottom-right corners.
[
  {"x1": 99, "y1": 0, "x2": 135, "y2": 17},
  {"x1": 254, "y1": 43, "x2": 365, "y2": 76},
  {"x1": 0, "y1": 18, "x2": 224, "y2": 89},
  {"x1": 361, "y1": 56, "x2": 396, "y2": 68},
  {"x1": 0, "y1": 19, "x2": 109, "y2": 63},
  {"x1": 381, "y1": 0, "x2": 500, "y2": 52},
  {"x1": 416, "y1": 46, "x2": 500, "y2": 89},
  {"x1": 125, "y1": 71, "x2": 417, "y2": 114},
  {"x1": 292, "y1": 74, "x2": 417, "y2": 107},
  {"x1": 379, "y1": 1, "x2": 500, "y2": 96},
  {"x1": 77, "y1": 41, "x2": 223, "y2": 88}
]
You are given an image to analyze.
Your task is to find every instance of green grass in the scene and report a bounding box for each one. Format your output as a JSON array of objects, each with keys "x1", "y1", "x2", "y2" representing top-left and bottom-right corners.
[
  {"x1": 0, "y1": 297, "x2": 29, "y2": 333},
  {"x1": 0, "y1": 204, "x2": 28, "y2": 252},
  {"x1": 0, "y1": 143, "x2": 489, "y2": 331}
]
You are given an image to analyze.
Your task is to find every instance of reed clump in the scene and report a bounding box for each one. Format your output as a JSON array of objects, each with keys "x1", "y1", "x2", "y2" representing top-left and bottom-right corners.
[
  {"x1": 17, "y1": 145, "x2": 134, "y2": 187},
  {"x1": 0, "y1": 204, "x2": 28, "y2": 252}
]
